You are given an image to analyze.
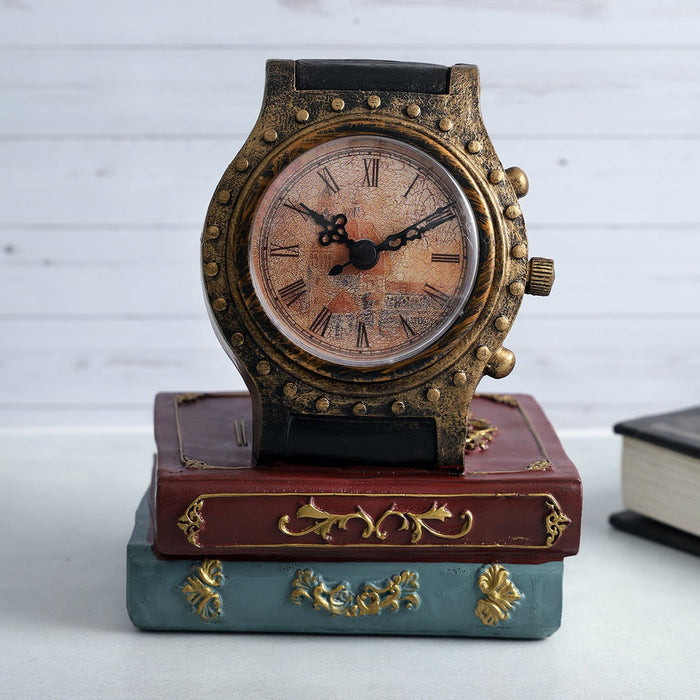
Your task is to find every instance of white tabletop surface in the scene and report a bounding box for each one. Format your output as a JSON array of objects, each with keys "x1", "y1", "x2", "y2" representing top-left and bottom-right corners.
[{"x1": 2, "y1": 429, "x2": 698, "y2": 699}]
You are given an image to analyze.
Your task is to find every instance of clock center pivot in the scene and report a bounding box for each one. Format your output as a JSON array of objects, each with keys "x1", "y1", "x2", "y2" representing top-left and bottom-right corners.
[{"x1": 350, "y1": 238, "x2": 379, "y2": 270}]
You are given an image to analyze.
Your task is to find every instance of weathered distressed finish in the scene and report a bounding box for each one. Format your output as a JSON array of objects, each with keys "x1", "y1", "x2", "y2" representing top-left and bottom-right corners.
[{"x1": 202, "y1": 60, "x2": 546, "y2": 467}]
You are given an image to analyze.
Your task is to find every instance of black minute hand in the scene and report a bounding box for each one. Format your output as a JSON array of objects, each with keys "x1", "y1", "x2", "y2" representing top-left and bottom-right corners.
[{"x1": 374, "y1": 202, "x2": 457, "y2": 254}]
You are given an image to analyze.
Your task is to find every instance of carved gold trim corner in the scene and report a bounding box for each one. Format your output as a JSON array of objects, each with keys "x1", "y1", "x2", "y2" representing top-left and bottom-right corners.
[
  {"x1": 465, "y1": 416, "x2": 498, "y2": 451},
  {"x1": 475, "y1": 564, "x2": 522, "y2": 626},
  {"x1": 180, "y1": 558, "x2": 224, "y2": 621},
  {"x1": 475, "y1": 393, "x2": 519, "y2": 407},
  {"x1": 544, "y1": 496, "x2": 571, "y2": 546},
  {"x1": 290, "y1": 569, "x2": 419, "y2": 617},
  {"x1": 279, "y1": 498, "x2": 473, "y2": 543},
  {"x1": 175, "y1": 393, "x2": 207, "y2": 405},
  {"x1": 528, "y1": 459, "x2": 552, "y2": 471},
  {"x1": 182, "y1": 458, "x2": 211, "y2": 470},
  {"x1": 177, "y1": 498, "x2": 204, "y2": 547}
]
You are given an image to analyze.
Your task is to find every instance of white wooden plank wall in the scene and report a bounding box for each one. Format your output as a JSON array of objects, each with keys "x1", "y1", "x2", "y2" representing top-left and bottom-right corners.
[{"x1": 1, "y1": 0, "x2": 699, "y2": 430}]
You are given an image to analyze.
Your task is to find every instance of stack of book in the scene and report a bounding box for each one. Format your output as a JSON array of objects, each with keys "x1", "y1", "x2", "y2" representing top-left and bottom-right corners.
[{"x1": 127, "y1": 392, "x2": 582, "y2": 637}]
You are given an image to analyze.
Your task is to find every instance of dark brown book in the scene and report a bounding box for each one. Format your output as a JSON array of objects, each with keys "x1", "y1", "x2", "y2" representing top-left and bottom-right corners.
[
  {"x1": 614, "y1": 406, "x2": 700, "y2": 539},
  {"x1": 152, "y1": 392, "x2": 581, "y2": 563}
]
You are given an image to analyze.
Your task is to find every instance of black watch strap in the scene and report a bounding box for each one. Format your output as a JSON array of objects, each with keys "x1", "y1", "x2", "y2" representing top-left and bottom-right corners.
[
  {"x1": 295, "y1": 59, "x2": 450, "y2": 94},
  {"x1": 279, "y1": 414, "x2": 438, "y2": 469},
  {"x1": 258, "y1": 60, "x2": 455, "y2": 470}
]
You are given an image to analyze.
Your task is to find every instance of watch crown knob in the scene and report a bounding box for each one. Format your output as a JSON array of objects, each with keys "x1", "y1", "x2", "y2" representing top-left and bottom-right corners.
[
  {"x1": 505, "y1": 166, "x2": 529, "y2": 198},
  {"x1": 484, "y1": 347, "x2": 516, "y2": 379},
  {"x1": 526, "y1": 257, "x2": 555, "y2": 297}
]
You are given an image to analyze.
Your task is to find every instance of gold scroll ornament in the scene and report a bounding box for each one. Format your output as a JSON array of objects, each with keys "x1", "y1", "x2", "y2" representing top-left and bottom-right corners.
[
  {"x1": 180, "y1": 559, "x2": 224, "y2": 621},
  {"x1": 279, "y1": 498, "x2": 473, "y2": 543},
  {"x1": 177, "y1": 493, "x2": 569, "y2": 549},
  {"x1": 475, "y1": 564, "x2": 522, "y2": 626},
  {"x1": 291, "y1": 569, "x2": 419, "y2": 617}
]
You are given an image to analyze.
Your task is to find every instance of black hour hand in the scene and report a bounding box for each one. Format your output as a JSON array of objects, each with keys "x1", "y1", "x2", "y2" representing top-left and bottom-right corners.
[
  {"x1": 296, "y1": 203, "x2": 351, "y2": 247},
  {"x1": 318, "y1": 213, "x2": 350, "y2": 247}
]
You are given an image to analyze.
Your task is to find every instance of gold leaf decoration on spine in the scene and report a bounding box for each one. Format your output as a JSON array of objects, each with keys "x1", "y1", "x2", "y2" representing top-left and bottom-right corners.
[
  {"x1": 374, "y1": 502, "x2": 473, "y2": 543},
  {"x1": 181, "y1": 559, "x2": 224, "y2": 621},
  {"x1": 290, "y1": 569, "x2": 419, "y2": 617},
  {"x1": 544, "y1": 496, "x2": 571, "y2": 546},
  {"x1": 279, "y1": 498, "x2": 473, "y2": 543},
  {"x1": 475, "y1": 564, "x2": 522, "y2": 626},
  {"x1": 465, "y1": 416, "x2": 498, "y2": 451},
  {"x1": 279, "y1": 498, "x2": 375, "y2": 540},
  {"x1": 177, "y1": 498, "x2": 205, "y2": 547}
]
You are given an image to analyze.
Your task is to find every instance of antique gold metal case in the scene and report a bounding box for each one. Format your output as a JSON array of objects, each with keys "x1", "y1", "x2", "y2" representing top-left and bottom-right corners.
[{"x1": 202, "y1": 60, "x2": 551, "y2": 467}]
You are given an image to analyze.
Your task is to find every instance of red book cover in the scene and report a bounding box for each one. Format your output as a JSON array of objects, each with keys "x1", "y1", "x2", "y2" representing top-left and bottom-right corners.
[{"x1": 152, "y1": 392, "x2": 581, "y2": 563}]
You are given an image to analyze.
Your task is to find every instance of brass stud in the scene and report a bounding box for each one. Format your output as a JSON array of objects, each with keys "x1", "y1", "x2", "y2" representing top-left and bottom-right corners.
[
  {"x1": 453, "y1": 371, "x2": 468, "y2": 387},
  {"x1": 256, "y1": 360, "x2": 271, "y2": 376},
  {"x1": 216, "y1": 190, "x2": 231, "y2": 205},
  {"x1": 511, "y1": 243, "x2": 527, "y2": 259},
  {"x1": 295, "y1": 109, "x2": 310, "y2": 123},
  {"x1": 494, "y1": 316, "x2": 510, "y2": 331},
  {"x1": 231, "y1": 332, "x2": 244, "y2": 347},
  {"x1": 467, "y1": 140, "x2": 482, "y2": 153},
  {"x1": 476, "y1": 345, "x2": 491, "y2": 361},
  {"x1": 509, "y1": 281, "x2": 525, "y2": 297},
  {"x1": 204, "y1": 225, "x2": 220, "y2": 240},
  {"x1": 367, "y1": 95, "x2": 381, "y2": 110},
  {"x1": 406, "y1": 103, "x2": 421, "y2": 118},
  {"x1": 426, "y1": 387, "x2": 441, "y2": 403},
  {"x1": 489, "y1": 168, "x2": 504, "y2": 184},
  {"x1": 353, "y1": 402, "x2": 367, "y2": 417},
  {"x1": 505, "y1": 166, "x2": 529, "y2": 198},
  {"x1": 438, "y1": 118, "x2": 453, "y2": 132},
  {"x1": 505, "y1": 204, "x2": 522, "y2": 220},
  {"x1": 263, "y1": 128, "x2": 278, "y2": 143},
  {"x1": 203, "y1": 262, "x2": 219, "y2": 277},
  {"x1": 331, "y1": 97, "x2": 345, "y2": 112},
  {"x1": 212, "y1": 297, "x2": 227, "y2": 312},
  {"x1": 234, "y1": 157, "x2": 249, "y2": 172},
  {"x1": 316, "y1": 397, "x2": 330, "y2": 412},
  {"x1": 283, "y1": 382, "x2": 298, "y2": 398},
  {"x1": 391, "y1": 400, "x2": 406, "y2": 415},
  {"x1": 485, "y1": 347, "x2": 516, "y2": 379}
]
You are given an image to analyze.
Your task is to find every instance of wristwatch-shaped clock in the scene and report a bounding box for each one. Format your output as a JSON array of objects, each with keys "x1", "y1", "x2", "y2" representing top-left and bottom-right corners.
[{"x1": 201, "y1": 59, "x2": 554, "y2": 470}]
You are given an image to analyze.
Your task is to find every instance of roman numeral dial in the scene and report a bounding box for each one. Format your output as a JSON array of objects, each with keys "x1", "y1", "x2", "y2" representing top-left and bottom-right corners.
[
  {"x1": 356, "y1": 321, "x2": 370, "y2": 348},
  {"x1": 277, "y1": 279, "x2": 306, "y2": 306},
  {"x1": 317, "y1": 167, "x2": 340, "y2": 195},
  {"x1": 309, "y1": 306, "x2": 332, "y2": 336},
  {"x1": 362, "y1": 158, "x2": 380, "y2": 187},
  {"x1": 249, "y1": 135, "x2": 480, "y2": 368},
  {"x1": 431, "y1": 252, "x2": 460, "y2": 264},
  {"x1": 270, "y1": 243, "x2": 300, "y2": 257}
]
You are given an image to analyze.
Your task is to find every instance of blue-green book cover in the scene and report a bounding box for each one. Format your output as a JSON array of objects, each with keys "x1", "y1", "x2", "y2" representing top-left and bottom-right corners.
[{"x1": 128, "y1": 494, "x2": 563, "y2": 637}]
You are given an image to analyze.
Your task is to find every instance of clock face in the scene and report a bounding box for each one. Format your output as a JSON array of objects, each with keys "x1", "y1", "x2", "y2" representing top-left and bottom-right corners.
[{"x1": 248, "y1": 135, "x2": 480, "y2": 367}]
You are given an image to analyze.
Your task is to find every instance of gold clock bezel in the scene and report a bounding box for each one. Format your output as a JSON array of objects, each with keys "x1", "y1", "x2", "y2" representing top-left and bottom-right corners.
[
  {"x1": 247, "y1": 133, "x2": 483, "y2": 370},
  {"x1": 204, "y1": 113, "x2": 523, "y2": 396}
]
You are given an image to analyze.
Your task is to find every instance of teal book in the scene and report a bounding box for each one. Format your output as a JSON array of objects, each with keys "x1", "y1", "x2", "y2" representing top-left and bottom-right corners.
[{"x1": 127, "y1": 494, "x2": 564, "y2": 637}]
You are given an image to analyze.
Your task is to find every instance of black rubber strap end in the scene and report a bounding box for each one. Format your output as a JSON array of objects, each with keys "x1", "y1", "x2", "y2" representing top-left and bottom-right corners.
[{"x1": 295, "y1": 59, "x2": 450, "y2": 94}]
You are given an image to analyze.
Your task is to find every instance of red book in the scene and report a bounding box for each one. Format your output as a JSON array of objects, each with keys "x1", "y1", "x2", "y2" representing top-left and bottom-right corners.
[{"x1": 152, "y1": 392, "x2": 581, "y2": 564}]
